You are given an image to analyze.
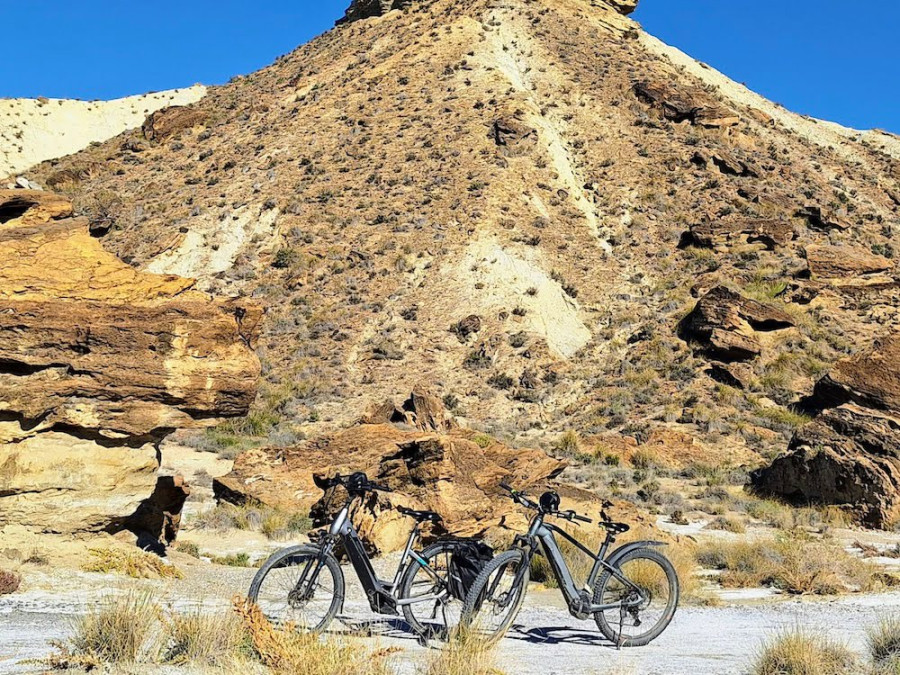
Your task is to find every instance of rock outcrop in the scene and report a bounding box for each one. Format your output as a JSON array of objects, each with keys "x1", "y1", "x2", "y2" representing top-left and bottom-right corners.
[
  {"x1": 752, "y1": 336, "x2": 900, "y2": 527},
  {"x1": 806, "y1": 244, "x2": 894, "y2": 281},
  {"x1": 687, "y1": 219, "x2": 794, "y2": 250},
  {"x1": 680, "y1": 286, "x2": 794, "y2": 361},
  {"x1": 634, "y1": 81, "x2": 740, "y2": 128},
  {"x1": 337, "y1": 0, "x2": 415, "y2": 24},
  {"x1": 0, "y1": 190, "x2": 261, "y2": 542},
  {"x1": 215, "y1": 396, "x2": 600, "y2": 553},
  {"x1": 142, "y1": 106, "x2": 210, "y2": 142}
]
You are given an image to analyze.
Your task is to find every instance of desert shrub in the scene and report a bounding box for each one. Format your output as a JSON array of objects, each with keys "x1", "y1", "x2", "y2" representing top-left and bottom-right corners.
[
  {"x1": 211, "y1": 553, "x2": 253, "y2": 567},
  {"x1": 706, "y1": 516, "x2": 747, "y2": 534},
  {"x1": 82, "y1": 548, "x2": 182, "y2": 579},
  {"x1": 233, "y1": 598, "x2": 395, "y2": 675},
  {"x1": 423, "y1": 626, "x2": 504, "y2": 675},
  {"x1": 696, "y1": 533, "x2": 885, "y2": 595},
  {"x1": 0, "y1": 569, "x2": 21, "y2": 595},
  {"x1": 751, "y1": 629, "x2": 857, "y2": 675},
  {"x1": 630, "y1": 447, "x2": 660, "y2": 470}
]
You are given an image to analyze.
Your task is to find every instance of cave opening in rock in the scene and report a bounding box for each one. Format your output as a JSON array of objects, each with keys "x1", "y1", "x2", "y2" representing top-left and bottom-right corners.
[{"x1": 0, "y1": 197, "x2": 37, "y2": 224}]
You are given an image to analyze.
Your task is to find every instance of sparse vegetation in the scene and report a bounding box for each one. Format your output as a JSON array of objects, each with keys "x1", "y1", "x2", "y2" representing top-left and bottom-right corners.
[
  {"x1": 751, "y1": 629, "x2": 857, "y2": 675},
  {"x1": 696, "y1": 533, "x2": 889, "y2": 595},
  {"x1": 82, "y1": 548, "x2": 182, "y2": 580},
  {"x1": 422, "y1": 626, "x2": 504, "y2": 675},
  {"x1": 193, "y1": 502, "x2": 311, "y2": 540}
]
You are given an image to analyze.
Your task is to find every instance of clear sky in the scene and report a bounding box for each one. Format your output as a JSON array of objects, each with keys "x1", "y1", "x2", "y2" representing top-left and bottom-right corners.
[{"x1": 0, "y1": 1, "x2": 897, "y2": 133}]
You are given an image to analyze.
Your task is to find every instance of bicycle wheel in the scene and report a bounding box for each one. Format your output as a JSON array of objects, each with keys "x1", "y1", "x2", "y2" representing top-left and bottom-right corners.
[
  {"x1": 398, "y1": 540, "x2": 461, "y2": 639},
  {"x1": 462, "y1": 549, "x2": 529, "y2": 643},
  {"x1": 249, "y1": 545, "x2": 344, "y2": 633},
  {"x1": 592, "y1": 547, "x2": 679, "y2": 647}
]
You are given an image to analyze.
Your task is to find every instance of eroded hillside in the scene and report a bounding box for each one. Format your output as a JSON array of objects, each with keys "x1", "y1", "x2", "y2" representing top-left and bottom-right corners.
[{"x1": 20, "y1": 0, "x2": 900, "y2": 516}]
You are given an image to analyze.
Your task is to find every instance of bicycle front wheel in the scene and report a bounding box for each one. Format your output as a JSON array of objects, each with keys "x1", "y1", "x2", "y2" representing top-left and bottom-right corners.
[
  {"x1": 399, "y1": 540, "x2": 462, "y2": 640},
  {"x1": 592, "y1": 547, "x2": 679, "y2": 647},
  {"x1": 462, "y1": 549, "x2": 529, "y2": 644},
  {"x1": 248, "y1": 545, "x2": 344, "y2": 633}
]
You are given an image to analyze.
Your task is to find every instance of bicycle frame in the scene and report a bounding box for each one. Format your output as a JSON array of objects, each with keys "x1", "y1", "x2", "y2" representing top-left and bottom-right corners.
[
  {"x1": 513, "y1": 513, "x2": 648, "y2": 616},
  {"x1": 308, "y1": 499, "x2": 449, "y2": 615}
]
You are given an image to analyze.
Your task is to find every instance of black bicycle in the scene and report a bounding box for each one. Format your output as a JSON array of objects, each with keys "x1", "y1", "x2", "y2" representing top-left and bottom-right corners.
[
  {"x1": 462, "y1": 483, "x2": 679, "y2": 647},
  {"x1": 248, "y1": 472, "x2": 470, "y2": 639}
]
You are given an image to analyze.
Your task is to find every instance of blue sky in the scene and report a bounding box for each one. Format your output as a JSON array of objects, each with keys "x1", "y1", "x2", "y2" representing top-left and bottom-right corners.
[{"x1": 1, "y1": 1, "x2": 897, "y2": 133}]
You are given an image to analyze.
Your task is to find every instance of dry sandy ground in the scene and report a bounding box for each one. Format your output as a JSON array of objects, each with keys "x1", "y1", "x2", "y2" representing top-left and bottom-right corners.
[
  {"x1": 3, "y1": 553, "x2": 900, "y2": 675},
  {"x1": 0, "y1": 86, "x2": 206, "y2": 179},
  {"x1": 4, "y1": 445, "x2": 900, "y2": 674}
]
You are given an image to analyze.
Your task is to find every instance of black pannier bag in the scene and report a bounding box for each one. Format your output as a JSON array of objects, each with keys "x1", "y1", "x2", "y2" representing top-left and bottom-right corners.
[{"x1": 448, "y1": 540, "x2": 494, "y2": 601}]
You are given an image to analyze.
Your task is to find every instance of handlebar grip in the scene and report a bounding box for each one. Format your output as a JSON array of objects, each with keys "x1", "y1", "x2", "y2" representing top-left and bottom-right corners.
[
  {"x1": 573, "y1": 514, "x2": 593, "y2": 523},
  {"x1": 372, "y1": 483, "x2": 392, "y2": 493}
]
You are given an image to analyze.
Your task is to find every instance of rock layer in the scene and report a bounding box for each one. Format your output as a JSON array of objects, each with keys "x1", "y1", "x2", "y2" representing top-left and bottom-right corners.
[{"x1": 0, "y1": 190, "x2": 261, "y2": 541}]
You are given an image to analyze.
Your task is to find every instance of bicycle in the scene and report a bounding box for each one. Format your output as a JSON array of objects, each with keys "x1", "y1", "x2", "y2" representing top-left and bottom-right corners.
[
  {"x1": 462, "y1": 482, "x2": 679, "y2": 647},
  {"x1": 248, "y1": 472, "x2": 469, "y2": 639}
]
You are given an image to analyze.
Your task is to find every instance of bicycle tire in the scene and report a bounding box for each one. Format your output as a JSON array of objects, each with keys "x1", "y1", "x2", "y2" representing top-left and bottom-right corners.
[
  {"x1": 398, "y1": 540, "x2": 462, "y2": 639},
  {"x1": 592, "y1": 547, "x2": 678, "y2": 647},
  {"x1": 248, "y1": 544, "x2": 344, "y2": 633},
  {"x1": 462, "y1": 549, "x2": 529, "y2": 643}
]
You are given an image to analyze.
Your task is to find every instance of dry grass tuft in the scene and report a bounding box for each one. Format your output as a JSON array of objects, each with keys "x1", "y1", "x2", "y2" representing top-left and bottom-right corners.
[
  {"x1": 162, "y1": 606, "x2": 250, "y2": 666},
  {"x1": 869, "y1": 615, "x2": 900, "y2": 671},
  {"x1": 81, "y1": 548, "x2": 183, "y2": 579},
  {"x1": 0, "y1": 569, "x2": 21, "y2": 595},
  {"x1": 49, "y1": 592, "x2": 160, "y2": 667},
  {"x1": 233, "y1": 597, "x2": 396, "y2": 675},
  {"x1": 697, "y1": 533, "x2": 886, "y2": 595},
  {"x1": 422, "y1": 626, "x2": 505, "y2": 675},
  {"x1": 751, "y1": 628, "x2": 858, "y2": 675}
]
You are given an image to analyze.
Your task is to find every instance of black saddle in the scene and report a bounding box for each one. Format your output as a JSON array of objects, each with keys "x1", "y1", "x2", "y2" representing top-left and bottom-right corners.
[
  {"x1": 397, "y1": 506, "x2": 443, "y2": 523},
  {"x1": 601, "y1": 521, "x2": 630, "y2": 534}
]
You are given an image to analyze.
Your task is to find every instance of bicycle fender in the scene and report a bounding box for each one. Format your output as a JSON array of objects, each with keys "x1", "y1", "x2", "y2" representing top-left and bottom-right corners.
[{"x1": 605, "y1": 540, "x2": 667, "y2": 568}]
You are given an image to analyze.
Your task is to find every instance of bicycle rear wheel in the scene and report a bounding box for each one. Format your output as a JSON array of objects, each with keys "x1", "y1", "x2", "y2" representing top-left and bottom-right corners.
[
  {"x1": 248, "y1": 545, "x2": 344, "y2": 633},
  {"x1": 462, "y1": 549, "x2": 529, "y2": 643},
  {"x1": 592, "y1": 547, "x2": 678, "y2": 647}
]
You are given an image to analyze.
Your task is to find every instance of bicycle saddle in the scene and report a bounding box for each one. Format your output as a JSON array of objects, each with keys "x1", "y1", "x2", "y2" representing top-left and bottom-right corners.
[
  {"x1": 601, "y1": 521, "x2": 630, "y2": 534},
  {"x1": 396, "y1": 506, "x2": 443, "y2": 523}
]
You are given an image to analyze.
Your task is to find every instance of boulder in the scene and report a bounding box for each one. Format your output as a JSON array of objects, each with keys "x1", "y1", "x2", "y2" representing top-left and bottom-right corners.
[
  {"x1": 215, "y1": 420, "x2": 579, "y2": 553},
  {"x1": 361, "y1": 388, "x2": 457, "y2": 432},
  {"x1": 752, "y1": 405, "x2": 900, "y2": 527},
  {"x1": 603, "y1": 0, "x2": 639, "y2": 16},
  {"x1": 680, "y1": 286, "x2": 794, "y2": 361},
  {"x1": 796, "y1": 205, "x2": 851, "y2": 232},
  {"x1": 688, "y1": 218, "x2": 794, "y2": 250},
  {"x1": 634, "y1": 81, "x2": 739, "y2": 128},
  {"x1": 752, "y1": 335, "x2": 900, "y2": 527},
  {"x1": 142, "y1": 106, "x2": 209, "y2": 142},
  {"x1": 806, "y1": 244, "x2": 894, "y2": 280},
  {"x1": 0, "y1": 192, "x2": 261, "y2": 541}
]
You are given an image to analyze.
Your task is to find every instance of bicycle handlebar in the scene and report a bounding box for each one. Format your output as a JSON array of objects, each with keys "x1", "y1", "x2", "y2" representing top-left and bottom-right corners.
[{"x1": 499, "y1": 481, "x2": 591, "y2": 522}]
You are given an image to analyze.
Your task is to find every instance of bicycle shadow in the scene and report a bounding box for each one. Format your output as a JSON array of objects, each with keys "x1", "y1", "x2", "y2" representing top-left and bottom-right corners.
[
  {"x1": 504, "y1": 624, "x2": 615, "y2": 647},
  {"x1": 331, "y1": 617, "x2": 451, "y2": 646}
]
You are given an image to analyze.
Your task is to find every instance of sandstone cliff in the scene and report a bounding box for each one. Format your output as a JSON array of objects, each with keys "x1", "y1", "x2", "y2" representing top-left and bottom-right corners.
[{"x1": 0, "y1": 189, "x2": 261, "y2": 542}]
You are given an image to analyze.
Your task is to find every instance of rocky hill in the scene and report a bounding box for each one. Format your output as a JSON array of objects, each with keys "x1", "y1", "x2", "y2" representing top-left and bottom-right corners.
[{"x1": 14, "y1": 0, "x2": 900, "y2": 525}]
